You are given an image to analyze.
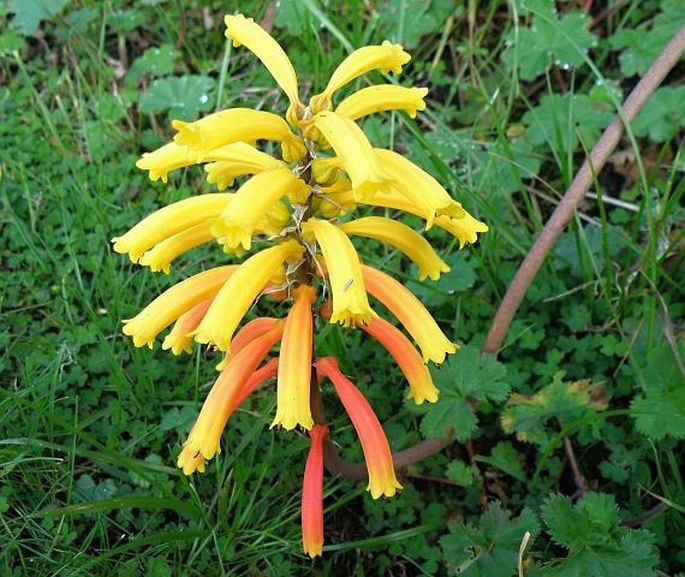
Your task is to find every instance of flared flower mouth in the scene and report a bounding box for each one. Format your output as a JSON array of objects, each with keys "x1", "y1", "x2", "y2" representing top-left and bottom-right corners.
[{"x1": 114, "y1": 11, "x2": 487, "y2": 557}]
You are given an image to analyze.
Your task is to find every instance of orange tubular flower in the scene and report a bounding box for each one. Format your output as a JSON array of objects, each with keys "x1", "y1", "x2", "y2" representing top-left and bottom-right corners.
[
  {"x1": 177, "y1": 323, "x2": 284, "y2": 474},
  {"x1": 357, "y1": 317, "x2": 440, "y2": 404},
  {"x1": 162, "y1": 296, "x2": 214, "y2": 355},
  {"x1": 316, "y1": 357, "x2": 402, "y2": 499},
  {"x1": 272, "y1": 285, "x2": 316, "y2": 431},
  {"x1": 302, "y1": 424, "x2": 328, "y2": 558},
  {"x1": 361, "y1": 265, "x2": 457, "y2": 364}
]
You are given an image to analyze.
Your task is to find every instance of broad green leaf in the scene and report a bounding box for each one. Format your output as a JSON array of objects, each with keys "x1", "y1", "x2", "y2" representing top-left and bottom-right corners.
[
  {"x1": 377, "y1": 0, "x2": 455, "y2": 49},
  {"x1": 139, "y1": 75, "x2": 215, "y2": 120},
  {"x1": 441, "y1": 502, "x2": 539, "y2": 577},
  {"x1": 419, "y1": 346, "x2": 508, "y2": 440},
  {"x1": 7, "y1": 0, "x2": 69, "y2": 35},
  {"x1": 630, "y1": 341, "x2": 685, "y2": 440},
  {"x1": 476, "y1": 441, "x2": 527, "y2": 482},
  {"x1": 446, "y1": 460, "x2": 479, "y2": 487},
  {"x1": 502, "y1": 3, "x2": 596, "y2": 81},
  {"x1": 523, "y1": 94, "x2": 613, "y2": 159},
  {"x1": 501, "y1": 374, "x2": 607, "y2": 444},
  {"x1": 126, "y1": 44, "x2": 180, "y2": 87},
  {"x1": 632, "y1": 86, "x2": 685, "y2": 142}
]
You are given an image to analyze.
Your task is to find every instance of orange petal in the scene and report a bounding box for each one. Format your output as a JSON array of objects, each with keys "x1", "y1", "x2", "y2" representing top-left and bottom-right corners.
[
  {"x1": 302, "y1": 424, "x2": 328, "y2": 558},
  {"x1": 315, "y1": 357, "x2": 401, "y2": 498}
]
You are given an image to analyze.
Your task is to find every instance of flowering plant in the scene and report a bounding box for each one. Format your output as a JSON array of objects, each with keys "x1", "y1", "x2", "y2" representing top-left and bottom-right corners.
[{"x1": 113, "y1": 14, "x2": 487, "y2": 557}]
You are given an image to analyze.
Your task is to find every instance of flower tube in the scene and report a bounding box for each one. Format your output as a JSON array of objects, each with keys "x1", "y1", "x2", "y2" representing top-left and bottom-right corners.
[
  {"x1": 177, "y1": 324, "x2": 284, "y2": 474},
  {"x1": 112, "y1": 194, "x2": 230, "y2": 263},
  {"x1": 302, "y1": 424, "x2": 328, "y2": 558},
  {"x1": 357, "y1": 317, "x2": 440, "y2": 404},
  {"x1": 361, "y1": 265, "x2": 457, "y2": 364},
  {"x1": 304, "y1": 218, "x2": 373, "y2": 327},
  {"x1": 335, "y1": 85, "x2": 428, "y2": 120},
  {"x1": 310, "y1": 41, "x2": 411, "y2": 111},
  {"x1": 272, "y1": 285, "x2": 316, "y2": 431},
  {"x1": 123, "y1": 266, "x2": 238, "y2": 348},
  {"x1": 339, "y1": 216, "x2": 450, "y2": 281},
  {"x1": 316, "y1": 357, "x2": 402, "y2": 498},
  {"x1": 193, "y1": 240, "x2": 304, "y2": 351},
  {"x1": 224, "y1": 14, "x2": 304, "y2": 123},
  {"x1": 162, "y1": 296, "x2": 214, "y2": 355},
  {"x1": 139, "y1": 222, "x2": 215, "y2": 274},
  {"x1": 312, "y1": 111, "x2": 390, "y2": 201}
]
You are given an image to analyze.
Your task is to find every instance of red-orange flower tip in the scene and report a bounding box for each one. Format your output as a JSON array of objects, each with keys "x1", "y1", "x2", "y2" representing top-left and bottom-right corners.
[{"x1": 302, "y1": 424, "x2": 328, "y2": 558}]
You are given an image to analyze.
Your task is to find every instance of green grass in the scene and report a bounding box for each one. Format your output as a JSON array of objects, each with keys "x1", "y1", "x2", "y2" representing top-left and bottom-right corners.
[{"x1": 1, "y1": 0, "x2": 684, "y2": 575}]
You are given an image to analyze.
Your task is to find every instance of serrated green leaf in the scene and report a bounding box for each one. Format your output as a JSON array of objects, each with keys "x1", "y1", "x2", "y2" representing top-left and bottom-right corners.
[
  {"x1": 441, "y1": 502, "x2": 539, "y2": 577},
  {"x1": 406, "y1": 250, "x2": 478, "y2": 308},
  {"x1": 420, "y1": 395, "x2": 476, "y2": 440},
  {"x1": 446, "y1": 460, "x2": 479, "y2": 487},
  {"x1": 540, "y1": 493, "x2": 658, "y2": 577},
  {"x1": 139, "y1": 75, "x2": 215, "y2": 120},
  {"x1": 7, "y1": 0, "x2": 69, "y2": 35}
]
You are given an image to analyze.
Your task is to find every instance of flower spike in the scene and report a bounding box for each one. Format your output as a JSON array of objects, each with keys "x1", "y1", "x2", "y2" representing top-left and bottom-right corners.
[
  {"x1": 316, "y1": 357, "x2": 402, "y2": 498},
  {"x1": 302, "y1": 424, "x2": 328, "y2": 558},
  {"x1": 272, "y1": 285, "x2": 317, "y2": 430}
]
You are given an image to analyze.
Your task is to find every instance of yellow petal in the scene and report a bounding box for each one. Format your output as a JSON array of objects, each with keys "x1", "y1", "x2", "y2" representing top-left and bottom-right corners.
[
  {"x1": 193, "y1": 240, "x2": 304, "y2": 351},
  {"x1": 304, "y1": 218, "x2": 374, "y2": 327},
  {"x1": 311, "y1": 41, "x2": 411, "y2": 111},
  {"x1": 212, "y1": 168, "x2": 309, "y2": 251},
  {"x1": 202, "y1": 141, "x2": 286, "y2": 189},
  {"x1": 162, "y1": 297, "x2": 214, "y2": 355},
  {"x1": 172, "y1": 108, "x2": 306, "y2": 163},
  {"x1": 224, "y1": 14, "x2": 304, "y2": 124},
  {"x1": 434, "y1": 213, "x2": 489, "y2": 249},
  {"x1": 111, "y1": 194, "x2": 230, "y2": 263},
  {"x1": 139, "y1": 222, "x2": 214, "y2": 274},
  {"x1": 339, "y1": 216, "x2": 449, "y2": 281},
  {"x1": 336, "y1": 85, "x2": 428, "y2": 120},
  {"x1": 312, "y1": 112, "x2": 390, "y2": 201},
  {"x1": 272, "y1": 285, "x2": 316, "y2": 430},
  {"x1": 374, "y1": 148, "x2": 465, "y2": 226},
  {"x1": 136, "y1": 142, "x2": 197, "y2": 183},
  {"x1": 361, "y1": 265, "x2": 457, "y2": 364},
  {"x1": 122, "y1": 266, "x2": 238, "y2": 349}
]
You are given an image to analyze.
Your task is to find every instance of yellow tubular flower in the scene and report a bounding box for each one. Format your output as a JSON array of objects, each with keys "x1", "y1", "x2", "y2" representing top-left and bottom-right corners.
[
  {"x1": 435, "y1": 213, "x2": 490, "y2": 249},
  {"x1": 224, "y1": 14, "x2": 304, "y2": 124},
  {"x1": 314, "y1": 176, "x2": 357, "y2": 217},
  {"x1": 111, "y1": 194, "x2": 230, "y2": 263},
  {"x1": 136, "y1": 142, "x2": 197, "y2": 183},
  {"x1": 313, "y1": 112, "x2": 390, "y2": 201},
  {"x1": 193, "y1": 240, "x2": 304, "y2": 351},
  {"x1": 304, "y1": 218, "x2": 374, "y2": 327},
  {"x1": 123, "y1": 266, "x2": 238, "y2": 349},
  {"x1": 272, "y1": 285, "x2": 316, "y2": 431},
  {"x1": 311, "y1": 157, "x2": 343, "y2": 186},
  {"x1": 202, "y1": 141, "x2": 287, "y2": 189},
  {"x1": 212, "y1": 169, "x2": 310, "y2": 251},
  {"x1": 339, "y1": 216, "x2": 450, "y2": 281},
  {"x1": 177, "y1": 322, "x2": 285, "y2": 473},
  {"x1": 139, "y1": 222, "x2": 214, "y2": 274},
  {"x1": 361, "y1": 265, "x2": 457, "y2": 364},
  {"x1": 172, "y1": 108, "x2": 306, "y2": 163},
  {"x1": 335, "y1": 85, "x2": 428, "y2": 120},
  {"x1": 310, "y1": 41, "x2": 411, "y2": 111},
  {"x1": 162, "y1": 297, "x2": 213, "y2": 355},
  {"x1": 374, "y1": 148, "x2": 465, "y2": 225}
]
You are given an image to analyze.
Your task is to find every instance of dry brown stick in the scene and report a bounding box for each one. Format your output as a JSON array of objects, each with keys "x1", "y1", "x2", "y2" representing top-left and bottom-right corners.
[
  {"x1": 563, "y1": 436, "x2": 588, "y2": 497},
  {"x1": 482, "y1": 25, "x2": 685, "y2": 355}
]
